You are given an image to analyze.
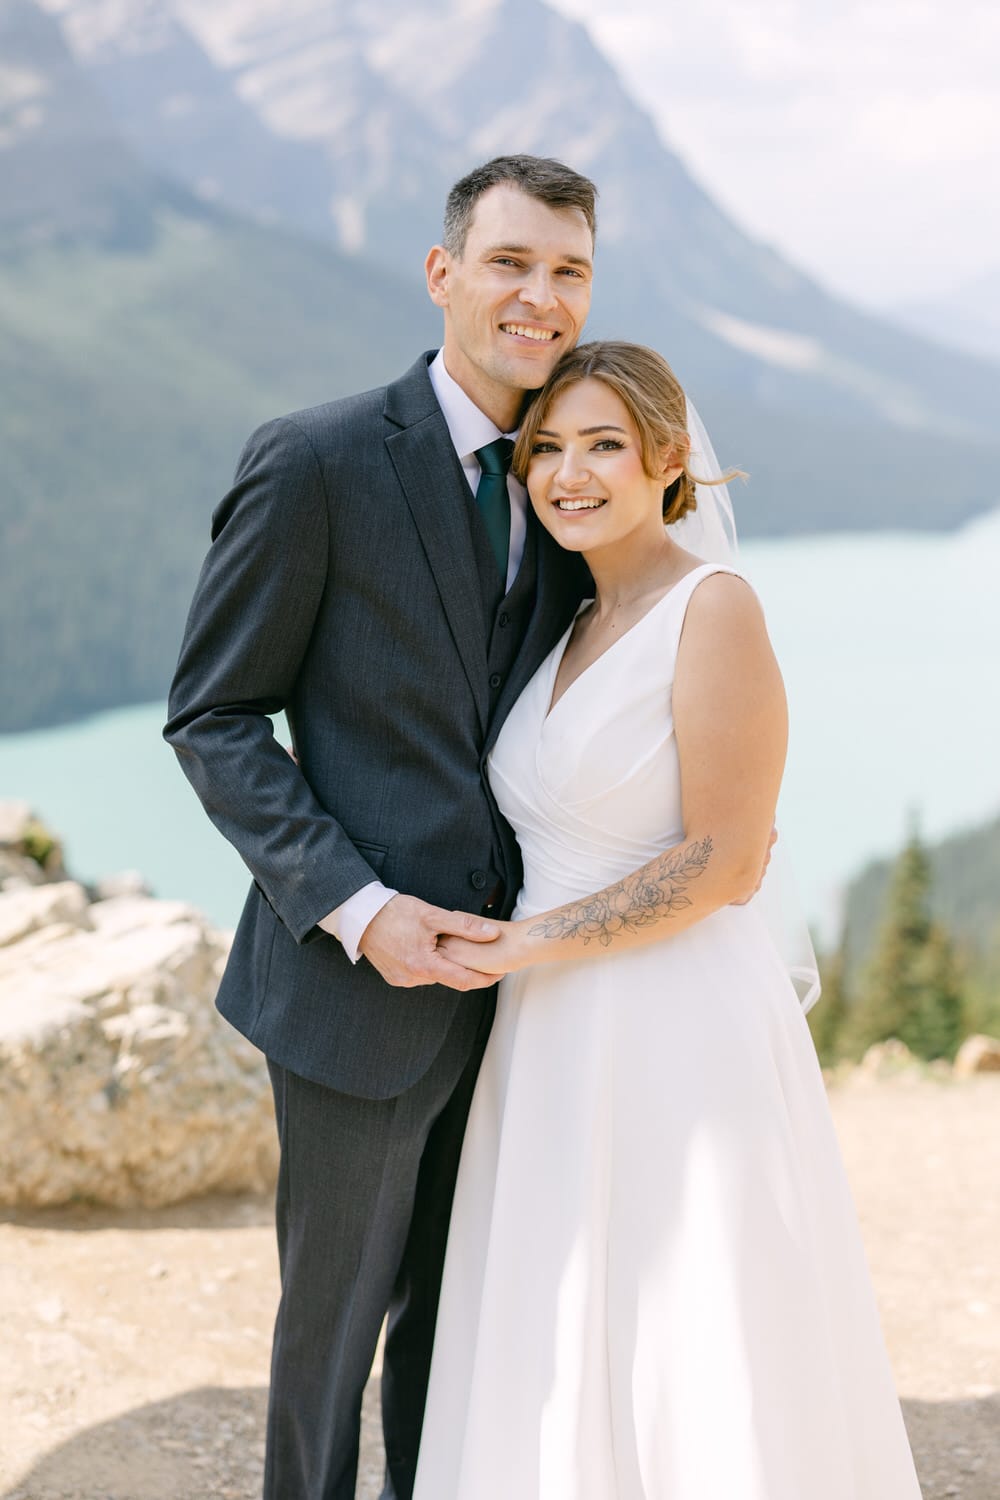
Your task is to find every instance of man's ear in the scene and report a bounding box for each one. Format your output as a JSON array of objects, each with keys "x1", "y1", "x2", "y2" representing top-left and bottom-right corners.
[{"x1": 425, "y1": 245, "x2": 450, "y2": 308}]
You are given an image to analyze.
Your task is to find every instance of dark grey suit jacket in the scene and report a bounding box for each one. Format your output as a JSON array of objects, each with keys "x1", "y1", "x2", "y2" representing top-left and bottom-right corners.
[{"x1": 165, "y1": 353, "x2": 586, "y2": 1100}]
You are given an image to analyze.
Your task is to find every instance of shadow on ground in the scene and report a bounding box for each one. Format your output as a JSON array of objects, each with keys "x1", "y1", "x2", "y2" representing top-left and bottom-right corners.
[
  {"x1": 3, "y1": 1386, "x2": 267, "y2": 1500},
  {"x1": 5, "y1": 1387, "x2": 996, "y2": 1498},
  {"x1": 0, "y1": 1192, "x2": 274, "y2": 1235},
  {"x1": 3, "y1": 1371, "x2": 386, "y2": 1500},
  {"x1": 902, "y1": 1394, "x2": 1000, "y2": 1499}
]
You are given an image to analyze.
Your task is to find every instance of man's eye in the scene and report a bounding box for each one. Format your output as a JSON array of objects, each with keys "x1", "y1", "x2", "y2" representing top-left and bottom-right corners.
[{"x1": 493, "y1": 257, "x2": 520, "y2": 267}]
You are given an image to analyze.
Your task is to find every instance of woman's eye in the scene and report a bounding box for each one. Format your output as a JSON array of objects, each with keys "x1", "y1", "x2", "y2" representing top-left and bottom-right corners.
[
  {"x1": 531, "y1": 442, "x2": 559, "y2": 454},
  {"x1": 593, "y1": 439, "x2": 624, "y2": 451}
]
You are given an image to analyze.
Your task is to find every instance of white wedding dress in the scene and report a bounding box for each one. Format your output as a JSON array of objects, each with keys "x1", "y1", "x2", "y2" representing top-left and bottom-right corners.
[{"x1": 413, "y1": 564, "x2": 922, "y2": 1500}]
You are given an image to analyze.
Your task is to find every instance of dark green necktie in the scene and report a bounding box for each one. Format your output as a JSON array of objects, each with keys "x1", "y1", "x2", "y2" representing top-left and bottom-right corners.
[{"x1": 474, "y1": 438, "x2": 513, "y2": 582}]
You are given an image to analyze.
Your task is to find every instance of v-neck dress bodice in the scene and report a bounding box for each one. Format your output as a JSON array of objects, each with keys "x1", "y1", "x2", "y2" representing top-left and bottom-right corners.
[
  {"x1": 413, "y1": 564, "x2": 921, "y2": 1500},
  {"x1": 490, "y1": 564, "x2": 719, "y2": 920}
]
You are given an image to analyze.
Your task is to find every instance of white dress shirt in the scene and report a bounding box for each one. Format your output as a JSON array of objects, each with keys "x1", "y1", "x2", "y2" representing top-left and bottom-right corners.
[{"x1": 318, "y1": 349, "x2": 527, "y2": 961}]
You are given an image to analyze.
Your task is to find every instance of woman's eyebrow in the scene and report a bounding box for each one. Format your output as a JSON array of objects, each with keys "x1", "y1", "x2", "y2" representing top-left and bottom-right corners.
[{"x1": 535, "y1": 425, "x2": 628, "y2": 437}]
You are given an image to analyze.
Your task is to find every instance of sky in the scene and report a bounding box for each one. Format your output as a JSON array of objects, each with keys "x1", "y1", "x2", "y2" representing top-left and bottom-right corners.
[{"x1": 549, "y1": 0, "x2": 1000, "y2": 311}]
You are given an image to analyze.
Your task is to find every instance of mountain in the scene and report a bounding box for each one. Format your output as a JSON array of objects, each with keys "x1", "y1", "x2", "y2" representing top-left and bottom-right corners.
[
  {"x1": 37, "y1": 0, "x2": 1000, "y2": 533},
  {"x1": 34, "y1": 0, "x2": 337, "y2": 238},
  {"x1": 0, "y1": 3, "x2": 437, "y2": 731},
  {"x1": 891, "y1": 269, "x2": 1000, "y2": 365},
  {"x1": 4, "y1": 0, "x2": 1000, "y2": 732},
  {"x1": 0, "y1": 0, "x2": 170, "y2": 248}
]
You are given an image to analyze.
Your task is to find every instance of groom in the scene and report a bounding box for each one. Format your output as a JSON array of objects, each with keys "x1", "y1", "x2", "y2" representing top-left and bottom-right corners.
[{"x1": 165, "y1": 155, "x2": 597, "y2": 1499}]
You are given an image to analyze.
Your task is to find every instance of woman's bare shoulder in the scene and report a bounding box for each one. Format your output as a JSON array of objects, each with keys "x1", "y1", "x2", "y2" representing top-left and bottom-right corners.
[{"x1": 682, "y1": 569, "x2": 765, "y2": 635}]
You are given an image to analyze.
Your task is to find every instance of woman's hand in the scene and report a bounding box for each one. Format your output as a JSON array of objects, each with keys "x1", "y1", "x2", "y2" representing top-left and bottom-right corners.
[
  {"x1": 731, "y1": 824, "x2": 778, "y2": 905},
  {"x1": 438, "y1": 919, "x2": 531, "y2": 977}
]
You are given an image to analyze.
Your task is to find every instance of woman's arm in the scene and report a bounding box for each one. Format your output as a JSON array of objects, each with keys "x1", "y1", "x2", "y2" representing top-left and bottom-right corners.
[{"x1": 440, "y1": 574, "x2": 787, "y2": 975}]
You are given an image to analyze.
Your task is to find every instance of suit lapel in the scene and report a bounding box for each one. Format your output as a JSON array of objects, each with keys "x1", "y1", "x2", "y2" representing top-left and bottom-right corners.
[
  {"x1": 484, "y1": 519, "x2": 589, "y2": 757},
  {"x1": 384, "y1": 356, "x2": 490, "y2": 732}
]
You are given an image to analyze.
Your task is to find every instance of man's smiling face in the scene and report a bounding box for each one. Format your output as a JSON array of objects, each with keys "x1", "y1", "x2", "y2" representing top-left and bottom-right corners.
[{"x1": 425, "y1": 183, "x2": 594, "y2": 427}]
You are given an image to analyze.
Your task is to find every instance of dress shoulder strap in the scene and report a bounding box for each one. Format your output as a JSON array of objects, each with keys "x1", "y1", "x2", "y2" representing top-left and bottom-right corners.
[
  {"x1": 657, "y1": 561, "x2": 757, "y2": 664},
  {"x1": 668, "y1": 561, "x2": 752, "y2": 612}
]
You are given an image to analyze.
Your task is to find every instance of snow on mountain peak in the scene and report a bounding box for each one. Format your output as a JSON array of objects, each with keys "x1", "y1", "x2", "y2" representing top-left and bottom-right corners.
[{"x1": 37, "y1": 0, "x2": 184, "y2": 61}]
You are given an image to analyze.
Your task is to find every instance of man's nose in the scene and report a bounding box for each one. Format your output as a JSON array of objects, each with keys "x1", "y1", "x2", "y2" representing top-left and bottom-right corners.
[{"x1": 518, "y1": 266, "x2": 558, "y2": 311}]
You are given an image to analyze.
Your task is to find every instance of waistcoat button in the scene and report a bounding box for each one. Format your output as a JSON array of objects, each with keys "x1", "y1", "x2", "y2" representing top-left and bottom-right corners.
[{"x1": 471, "y1": 870, "x2": 488, "y2": 890}]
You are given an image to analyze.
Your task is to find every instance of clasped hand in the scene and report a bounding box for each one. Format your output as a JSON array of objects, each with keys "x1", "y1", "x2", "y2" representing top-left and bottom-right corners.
[
  {"x1": 437, "y1": 920, "x2": 526, "y2": 977},
  {"x1": 357, "y1": 825, "x2": 778, "y2": 990},
  {"x1": 358, "y1": 894, "x2": 518, "y2": 990},
  {"x1": 430, "y1": 827, "x2": 779, "y2": 981}
]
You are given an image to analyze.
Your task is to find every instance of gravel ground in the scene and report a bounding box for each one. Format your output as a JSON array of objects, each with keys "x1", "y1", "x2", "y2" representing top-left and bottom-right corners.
[{"x1": 1, "y1": 1072, "x2": 997, "y2": 1499}]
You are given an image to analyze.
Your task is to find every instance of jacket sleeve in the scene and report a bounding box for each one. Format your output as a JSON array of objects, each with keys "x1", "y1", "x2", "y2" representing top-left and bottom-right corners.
[{"x1": 163, "y1": 416, "x2": 381, "y2": 944}]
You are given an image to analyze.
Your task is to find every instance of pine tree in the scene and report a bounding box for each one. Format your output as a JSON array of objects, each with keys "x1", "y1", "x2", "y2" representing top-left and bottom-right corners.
[
  {"x1": 906, "y1": 924, "x2": 964, "y2": 1060},
  {"x1": 960, "y1": 920, "x2": 1000, "y2": 1039},
  {"x1": 809, "y1": 934, "x2": 850, "y2": 1066},
  {"x1": 847, "y1": 826, "x2": 965, "y2": 1061},
  {"x1": 848, "y1": 831, "x2": 931, "y2": 1052}
]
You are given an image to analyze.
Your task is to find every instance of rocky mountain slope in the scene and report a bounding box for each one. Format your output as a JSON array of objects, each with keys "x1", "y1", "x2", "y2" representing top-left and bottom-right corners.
[
  {"x1": 893, "y1": 268, "x2": 1000, "y2": 365},
  {"x1": 0, "y1": 2, "x2": 436, "y2": 730},
  {"x1": 41, "y1": 0, "x2": 1000, "y2": 460},
  {"x1": 3, "y1": 0, "x2": 999, "y2": 729}
]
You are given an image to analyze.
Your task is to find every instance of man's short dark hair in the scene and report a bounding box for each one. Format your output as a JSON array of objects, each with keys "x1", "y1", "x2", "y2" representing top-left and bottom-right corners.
[{"x1": 443, "y1": 155, "x2": 598, "y2": 257}]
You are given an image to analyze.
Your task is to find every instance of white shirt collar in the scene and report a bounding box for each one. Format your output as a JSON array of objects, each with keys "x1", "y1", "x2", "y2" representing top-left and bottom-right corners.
[{"x1": 428, "y1": 348, "x2": 518, "y2": 461}]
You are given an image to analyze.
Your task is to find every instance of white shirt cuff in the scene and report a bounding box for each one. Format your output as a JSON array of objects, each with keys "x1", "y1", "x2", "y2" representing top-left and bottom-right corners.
[{"x1": 318, "y1": 881, "x2": 398, "y2": 963}]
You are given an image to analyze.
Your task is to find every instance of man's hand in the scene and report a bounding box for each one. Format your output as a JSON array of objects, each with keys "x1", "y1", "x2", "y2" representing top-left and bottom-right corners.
[
  {"x1": 358, "y1": 894, "x2": 501, "y2": 991},
  {"x1": 732, "y1": 825, "x2": 778, "y2": 906}
]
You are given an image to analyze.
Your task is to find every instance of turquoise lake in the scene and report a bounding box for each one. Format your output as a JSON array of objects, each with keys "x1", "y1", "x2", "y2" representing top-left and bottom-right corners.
[{"x1": 2, "y1": 513, "x2": 998, "y2": 944}]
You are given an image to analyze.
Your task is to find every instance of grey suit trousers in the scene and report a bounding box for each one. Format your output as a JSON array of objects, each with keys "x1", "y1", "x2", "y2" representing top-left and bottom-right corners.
[{"x1": 264, "y1": 992, "x2": 493, "y2": 1500}]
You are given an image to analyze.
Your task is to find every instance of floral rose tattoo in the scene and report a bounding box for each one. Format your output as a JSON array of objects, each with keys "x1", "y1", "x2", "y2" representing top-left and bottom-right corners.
[{"x1": 528, "y1": 837, "x2": 714, "y2": 948}]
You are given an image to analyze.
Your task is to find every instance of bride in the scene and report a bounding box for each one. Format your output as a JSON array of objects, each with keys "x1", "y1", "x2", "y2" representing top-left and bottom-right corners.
[{"x1": 411, "y1": 342, "x2": 921, "y2": 1499}]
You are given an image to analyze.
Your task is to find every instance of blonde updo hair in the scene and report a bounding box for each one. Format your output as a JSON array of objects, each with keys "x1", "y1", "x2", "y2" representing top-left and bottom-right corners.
[{"x1": 513, "y1": 340, "x2": 743, "y2": 524}]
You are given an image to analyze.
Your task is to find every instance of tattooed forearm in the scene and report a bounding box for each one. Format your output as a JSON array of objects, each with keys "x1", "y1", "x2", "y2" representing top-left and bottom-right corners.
[{"x1": 528, "y1": 837, "x2": 714, "y2": 949}]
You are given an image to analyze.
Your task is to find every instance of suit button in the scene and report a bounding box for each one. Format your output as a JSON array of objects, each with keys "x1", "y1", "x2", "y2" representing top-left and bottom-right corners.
[
  {"x1": 471, "y1": 870, "x2": 488, "y2": 891},
  {"x1": 489, "y1": 673, "x2": 502, "y2": 689},
  {"x1": 498, "y1": 612, "x2": 510, "y2": 628}
]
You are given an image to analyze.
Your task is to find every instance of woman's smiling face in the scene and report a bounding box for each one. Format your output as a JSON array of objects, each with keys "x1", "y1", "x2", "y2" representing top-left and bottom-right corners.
[{"x1": 526, "y1": 378, "x2": 681, "y2": 555}]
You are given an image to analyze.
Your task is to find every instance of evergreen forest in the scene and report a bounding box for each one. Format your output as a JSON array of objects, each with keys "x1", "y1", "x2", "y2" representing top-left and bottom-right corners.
[{"x1": 809, "y1": 816, "x2": 1000, "y2": 1065}]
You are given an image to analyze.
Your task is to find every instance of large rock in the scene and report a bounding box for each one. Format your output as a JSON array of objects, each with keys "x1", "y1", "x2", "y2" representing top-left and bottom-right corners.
[
  {"x1": 858, "y1": 1039, "x2": 920, "y2": 1078},
  {"x1": 0, "y1": 799, "x2": 68, "y2": 888},
  {"x1": 0, "y1": 873, "x2": 277, "y2": 1207},
  {"x1": 0, "y1": 879, "x2": 90, "y2": 946},
  {"x1": 0, "y1": 799, "x2": 35, "y2": 846},
  {"x1": 953, "y1": 1033, "x2": 1000, "y2": 1078}
]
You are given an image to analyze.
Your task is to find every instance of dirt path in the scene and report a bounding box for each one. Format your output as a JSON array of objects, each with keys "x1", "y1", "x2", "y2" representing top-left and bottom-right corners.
[{"x1": 2, "y1": 1074, "x2": 997, "y2": 1499}]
